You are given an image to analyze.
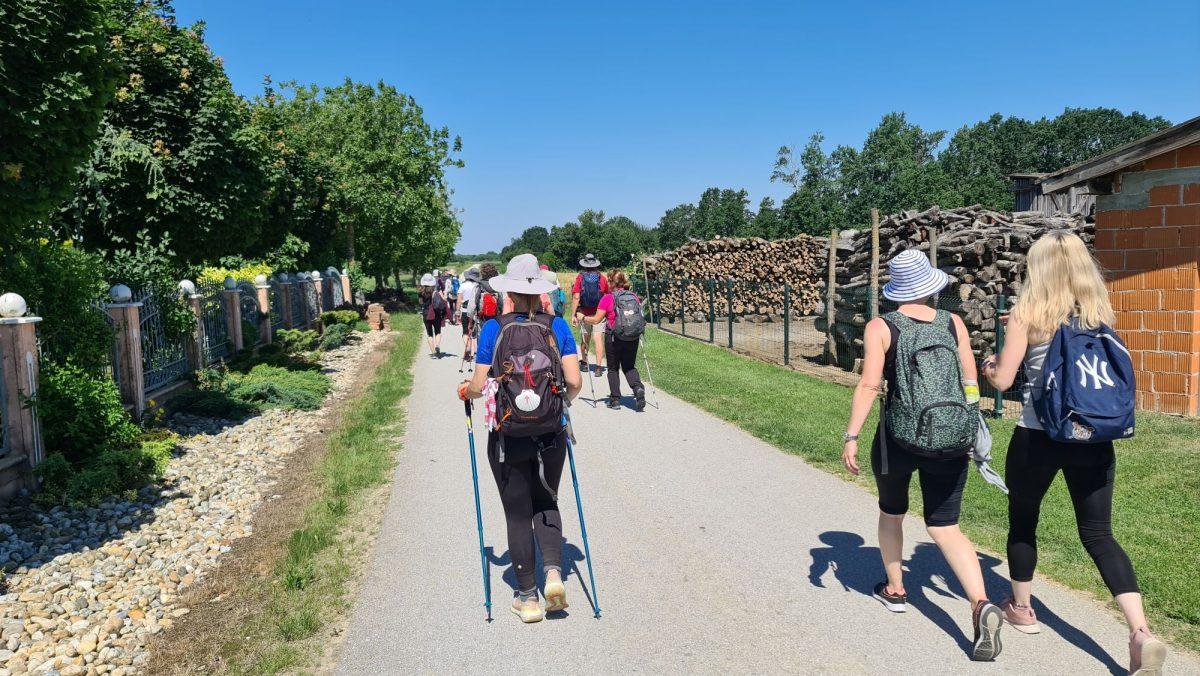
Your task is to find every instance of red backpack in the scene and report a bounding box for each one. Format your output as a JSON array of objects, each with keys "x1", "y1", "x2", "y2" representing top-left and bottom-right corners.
[{"x1": 478, "y1": 285, "x2": 500, "y2": 320}]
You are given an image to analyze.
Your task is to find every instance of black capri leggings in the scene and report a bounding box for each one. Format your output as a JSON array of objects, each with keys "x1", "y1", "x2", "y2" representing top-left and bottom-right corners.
[
  {"x1": 423, "y1": 310, "x2": 445, "y2": 337},
  {"x1": 871, "y1": 432, "x2": 968, "y2": 527},
  {"x1": 487, "y1": 432, "x2": 566, "y2": 592},
  {"x1": 604, "y1": 333, "x2": 644, "y2": 398},
  {"x1": 1006, "y1": 426, "x2": 1139, "y2": 596}
]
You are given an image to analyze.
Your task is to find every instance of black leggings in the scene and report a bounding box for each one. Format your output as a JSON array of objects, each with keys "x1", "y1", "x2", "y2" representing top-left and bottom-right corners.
[
  {"x1": 871, "y1": 432, "x2": 968, "y2": 527},
  {"x1": 423, "y1": 310, "x2": 445, "y2": 337},
  {"x1": 1006, "y1": 426, "x2": 1138, "y2": 596},
  {"x1": 487, "y1": 432, "x2": 566, "y2": 592},
  {"x1": 604, "y1": 333, "x2": 644, "y2": 398}
]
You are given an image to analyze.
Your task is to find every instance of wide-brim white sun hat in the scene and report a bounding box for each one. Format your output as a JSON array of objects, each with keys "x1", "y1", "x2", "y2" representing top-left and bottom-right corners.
[
  {"x1": 883, "y1": 249, "x2": 950, "y2": 302},
  {"x1": 489, "y1": 254, "x2": 557, "y2": 295},
  {"x1": 541, "y1": 269, "x2": 559, "y2": 287},
  {"x1": 419, "y1": 273, "x2": 436, "y2": 286}
]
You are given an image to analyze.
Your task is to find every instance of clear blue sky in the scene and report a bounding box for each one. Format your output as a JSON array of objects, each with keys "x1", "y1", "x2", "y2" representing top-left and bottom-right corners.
[{"x1": 175, "y1": 0, "x2": 1200, "y2": 253}]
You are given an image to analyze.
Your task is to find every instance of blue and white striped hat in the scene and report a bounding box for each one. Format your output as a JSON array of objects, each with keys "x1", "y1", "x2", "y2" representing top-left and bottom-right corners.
[{"x1": 883, "y1": 250, "x2": 950, "y2": 302}]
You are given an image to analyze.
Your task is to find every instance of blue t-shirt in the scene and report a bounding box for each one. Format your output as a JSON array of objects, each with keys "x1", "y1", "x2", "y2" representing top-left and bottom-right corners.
[{"x1": 475, "y1": 315, "x2": 578, "y2": 366}]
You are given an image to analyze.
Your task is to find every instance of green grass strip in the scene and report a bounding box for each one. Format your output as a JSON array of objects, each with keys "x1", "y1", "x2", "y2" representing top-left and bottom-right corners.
[
  {"x1": 226, "y1": 314, "x2": 422, "y2": 674},
  {"x1": 644, "y1": 327, "x2": 1200, "y2": 651}
]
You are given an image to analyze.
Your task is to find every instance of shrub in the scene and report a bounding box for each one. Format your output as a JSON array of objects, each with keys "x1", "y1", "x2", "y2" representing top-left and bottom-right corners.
[
  {"x1": 198, "y1": 263, "x2": 275, "y2": 287},
  {"x1": 276, "y1": 329, "x2": 319, "y2": 354},
  {"x1": 319, "y1": 310, "x2": 359, "y2": 329},
  {"x1": 38, "y1": 361, "x2": 139, "y2": 464},
  {"x1": 167, "y1": 388, "x2": 257, "y2": 420},
  {"x1": 170, "y1": 363, "x2": 331, "y2": 417},
  {"x1": 35, "y1": 433, "x2": 177, "y2": 506},
  {"x1": 319, "y1": 324, "x2": 353, "y2": 350}
]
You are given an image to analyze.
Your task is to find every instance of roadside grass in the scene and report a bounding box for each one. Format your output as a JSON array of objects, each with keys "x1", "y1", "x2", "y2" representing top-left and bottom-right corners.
[
  {"x1": 223, "y1": 314, "x2": 421, "y2": 674},
  {"x1": 643, "y1": 327, "x2": 1200, "y2": 652}
]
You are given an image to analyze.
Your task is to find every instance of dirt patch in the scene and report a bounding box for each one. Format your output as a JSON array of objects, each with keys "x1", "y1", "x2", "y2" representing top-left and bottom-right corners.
[{"x1": 144, "y1": 333, "x2": 396, "y2": 675}]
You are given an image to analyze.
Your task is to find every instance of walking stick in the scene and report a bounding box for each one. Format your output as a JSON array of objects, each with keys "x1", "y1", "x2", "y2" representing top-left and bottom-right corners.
[
  {"x1": 638, "y1": 334, "x2": 660, "y2": 409},
  {"x1": 464, "y1": 400, "x2": 491, "y2": 621},
  {"x1": 563, "y1": 410, "x2": 601, "y2": 618},
  {"x1": 579, "y1": 321, "x2": 598, "y2": 407}
]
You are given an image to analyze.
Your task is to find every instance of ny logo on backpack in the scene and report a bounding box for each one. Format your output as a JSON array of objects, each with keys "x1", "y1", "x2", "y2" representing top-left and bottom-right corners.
[{"x1": 1034, "y1": 320, "x2": 1135, "y2": 443}]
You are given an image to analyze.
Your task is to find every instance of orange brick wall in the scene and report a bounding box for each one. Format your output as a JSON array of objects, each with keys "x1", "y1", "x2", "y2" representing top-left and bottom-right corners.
[{"x1": 1093, "y1": 143, "x2": 1200, "y2": 416}]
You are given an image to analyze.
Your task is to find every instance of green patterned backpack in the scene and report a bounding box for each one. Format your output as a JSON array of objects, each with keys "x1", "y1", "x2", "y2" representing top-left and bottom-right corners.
[{"x1": 883, "y1": 310, "x2": 976, "y2": 466}]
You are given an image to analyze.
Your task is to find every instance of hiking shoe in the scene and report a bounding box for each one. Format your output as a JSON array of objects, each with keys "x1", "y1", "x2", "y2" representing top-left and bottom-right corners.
[
  {"x1": 872, "y1": 582, "x2": 907, "y2": 613},
  {"x1": 544, "y1": 570, "x2": 569, "y2": 613},
  {"x1": 634, "y1": 387, "x2": 646, "y2": 412},
  {"x1": 606, "y1": 397, "x2": 621, "y2": 410},
  {"x1": 511, "y1": 595, "x2": 544, "y2": 624},
  {"x1": 1129, "y1": 627, "x2": 1167, "y2": 675},
  {"x1": 971, "y1": 600, "x2": 1003, "y2": 661},
  {"x1": 1000, "y1": 597, "x2": 1041, "y2": 634}
]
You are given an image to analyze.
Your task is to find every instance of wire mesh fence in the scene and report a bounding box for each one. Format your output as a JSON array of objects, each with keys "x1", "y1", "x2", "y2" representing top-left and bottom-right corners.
[{"x1": 642, "y1": 275, "x2": 1024, "y2": 418}]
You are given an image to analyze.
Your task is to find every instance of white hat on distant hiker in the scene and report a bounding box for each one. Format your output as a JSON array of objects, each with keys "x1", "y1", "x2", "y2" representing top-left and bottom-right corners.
[
  {"x1": 419, "y1": 273, "x2": 437, "y2": 286},
  {"x1": 489, "y1": 254, "x2": 558, "y2": 295},
  {"x1": 578, "y1": 253, "x2": 601, "y2": 268},
  {"x1": 882, "y1": 249, "x2": 949, "y2": 302}
]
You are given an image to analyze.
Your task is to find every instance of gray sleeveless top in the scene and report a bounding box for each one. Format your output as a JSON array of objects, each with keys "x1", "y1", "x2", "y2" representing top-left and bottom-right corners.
[{"x1": 1018, "y1": 341, "x2": 1051, "y2": 430}]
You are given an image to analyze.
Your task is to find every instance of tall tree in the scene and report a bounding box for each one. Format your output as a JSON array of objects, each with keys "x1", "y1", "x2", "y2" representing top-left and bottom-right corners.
[
  {"x1": 692, "y1": 187, "x2": 751, "y2": 240},
  {"x1": 655, "y1": 203, "x2": 696, "y2": 250},
  {"x1": 57, "y1": 1, "x2": 273, "y2": 263},
  {"x1": 0, "y1": 0, "x2": 122, "y2": 248},
  {"x1": 773, "y1": 133, "x2": 847, "y2": 236}
]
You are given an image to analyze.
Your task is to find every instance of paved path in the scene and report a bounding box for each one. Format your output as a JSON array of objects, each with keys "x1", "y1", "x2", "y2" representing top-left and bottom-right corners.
[{"x1": 338, "y1": 327, "x2": 1195, "y2": 675}]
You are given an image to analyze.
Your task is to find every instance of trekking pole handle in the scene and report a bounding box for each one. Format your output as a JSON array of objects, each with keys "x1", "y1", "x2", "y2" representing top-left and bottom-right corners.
[{"x1": 464, "y1": 399, "x2": 473, "y2": 417}]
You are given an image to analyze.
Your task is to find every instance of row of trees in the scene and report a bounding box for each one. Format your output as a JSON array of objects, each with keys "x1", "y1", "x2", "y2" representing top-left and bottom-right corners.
[
  {"x1": 488, "y1": 107, "x2": 1170, "y2": 262},
  {"x1": 2, "y1": 0, "x2": 461, "y2": 286}
]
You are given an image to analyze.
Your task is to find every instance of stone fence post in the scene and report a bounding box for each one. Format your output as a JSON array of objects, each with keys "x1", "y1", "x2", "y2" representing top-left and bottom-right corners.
[
  {"x1": 0, "y1": 292, "x2": 44, "y2": 501},
  {"x1": 255, "y1": 274, "x2": 272, "y2": 345},
  {"x1": 223, "y1": 276, "x2": 243, "y2": 352},
  {"x1": 340, "y1": 269, "x2": 352, "y2": 305},
  {"x1": 106, "y1": 284, "x2": 146, "y2": 418},
  {"x1": 310, "y1": 270, "x2": 325, "y2": 318}
]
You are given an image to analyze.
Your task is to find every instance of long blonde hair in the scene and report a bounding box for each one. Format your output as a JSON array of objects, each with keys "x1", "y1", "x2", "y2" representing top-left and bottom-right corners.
[{"x1": 1013, "y1": 230, "x2": 1114, "y2": 343}]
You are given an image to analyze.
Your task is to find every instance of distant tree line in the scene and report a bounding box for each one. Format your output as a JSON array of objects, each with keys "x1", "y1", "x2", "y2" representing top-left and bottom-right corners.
[{"x1": 483, "y1": 108, "x2": 1170, "y2": 263}]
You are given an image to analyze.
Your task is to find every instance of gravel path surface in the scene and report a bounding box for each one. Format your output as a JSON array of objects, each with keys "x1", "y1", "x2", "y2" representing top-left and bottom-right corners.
[{"x1": 338, "y1": 328, "x2": 1196, "y2": 675}]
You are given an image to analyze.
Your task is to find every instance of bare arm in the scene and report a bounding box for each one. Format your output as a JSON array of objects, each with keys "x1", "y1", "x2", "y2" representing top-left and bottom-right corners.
[
  {"x1": 583, "y1": 307, "x2": 606, "y2": 325},
  {"x1": 466, "y1": 362, "x2": 490, "y2": 399},
  {"x1": 561, "y1": 354, "x2": 582, "y2": 400},
  {"x1": 843, "y1": 318, "x2": 888, "y2": 475},
  {"x1": 952, "y1": 313, "x2": 978, "y2": 383},
  {"x1": 983, "y1": 315, "x2": 1028, "y2": 391}
]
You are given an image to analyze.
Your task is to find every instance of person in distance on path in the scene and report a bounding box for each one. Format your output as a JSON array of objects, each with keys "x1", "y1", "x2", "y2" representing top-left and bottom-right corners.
[
  {"x1": 458, "y1": 253, "x2": 583, "y2": 623},
  {"x1": 842, "y1": 250, "x2": 1004, "y2": 662},
  {"x1": 982, "y1": 231, "x2": 1166, "y2": 676},
  {"x1": 417, "y1": 273, "x2": 448, "y2": 358},
  {"x1": 458, "y1": 267, "x2": 482, "y2": 361},
  {"x1": 571, "y1": 253, "x2": 608, "y2": 376},
  {"x1": 581, "y1": 269, "x2": 647, "y2": 411}
]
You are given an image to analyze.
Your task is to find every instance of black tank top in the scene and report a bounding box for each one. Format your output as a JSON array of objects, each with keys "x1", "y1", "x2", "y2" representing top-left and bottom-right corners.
[{"x1": 882, "y1": 313, "x2": 958, "y2": 399}]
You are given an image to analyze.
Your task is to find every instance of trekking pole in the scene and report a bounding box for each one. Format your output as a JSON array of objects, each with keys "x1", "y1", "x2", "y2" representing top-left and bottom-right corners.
[
  {"x1": 563, "y1": 410, "x2": 601, "y2": 618},
  {"x1": 464, "y1": 400, "x2": 491, "y2": 621},
  {"x1": 639, "y1": 334, "x2": 660, "y2": 409},
  {"x1": 580, "y1": 322, "x2": 598, "y2": 407}
]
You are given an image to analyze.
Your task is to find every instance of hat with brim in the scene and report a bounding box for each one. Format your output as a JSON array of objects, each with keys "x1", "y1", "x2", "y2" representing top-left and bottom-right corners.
[
  {"x1": 419, "y1": 273, "x2": 436, "y2": 286},
  {"x1": 463, "y1": 267, "x2": 481, "y2": 282},
  {"x1": 578, "y1": 253, "x2": 601, "y2": 268},
  {"x1": 489, "y1": 254, "x2": 557, "y2": 295},
  {"x1": 883, "y1": 250, "x2": 950, "y2": 302},
  {"x1": 541, "y1": 269, "x2": 559, "y2": 287}
]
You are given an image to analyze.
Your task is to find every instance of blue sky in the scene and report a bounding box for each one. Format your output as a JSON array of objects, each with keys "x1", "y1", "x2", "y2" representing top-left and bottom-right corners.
[{"x1": 175, "y1": 1, "x2": 1200, "y2": 253}]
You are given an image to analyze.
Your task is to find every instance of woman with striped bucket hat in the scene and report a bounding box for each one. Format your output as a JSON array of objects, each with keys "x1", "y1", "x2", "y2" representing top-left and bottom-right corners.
[{"x1": 842, "y1": 249, "x2": 1004, "y2": 662}]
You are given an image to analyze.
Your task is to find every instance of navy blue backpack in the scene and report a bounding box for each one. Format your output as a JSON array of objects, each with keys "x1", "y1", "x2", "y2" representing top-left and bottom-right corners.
[{"x1": 1033, "y1": 319, "x2": 1135, "y2": 443}]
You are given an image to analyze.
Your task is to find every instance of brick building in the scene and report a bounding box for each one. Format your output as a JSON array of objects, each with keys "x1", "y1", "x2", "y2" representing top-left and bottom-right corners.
[{"x1": 1039, "y1": 115, "x2": 1200, "y2": 416}]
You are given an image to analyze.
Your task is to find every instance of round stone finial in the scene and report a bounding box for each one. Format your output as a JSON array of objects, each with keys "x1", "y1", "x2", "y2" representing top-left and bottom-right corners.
[
  {"x1": 109, "y1": 284, "x2": 132, "y2": 303},
  {"x1": 310, "y1": 270, "x2": 321, "y2": 280},
  {"x1": 277, "y1": 272, "x2": 289, "y2": 282},
  {"x1": 0, "y1": 292, "x2": 28, "y2": 318},
  {"x1": 178, "y1": 279, "x2": 197, "y2": 296},
  {"x1": 254, "y1": 274, "x2": 268, "y2": 285},
  {"x1": 223, "y1": 275, "x2": 237, "y2": 290},
  {"x1": 341, "y1": 267, "x2": 349, "y2": 276}
]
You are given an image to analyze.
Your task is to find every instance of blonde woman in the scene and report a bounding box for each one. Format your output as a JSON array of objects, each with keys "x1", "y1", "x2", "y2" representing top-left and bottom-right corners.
[{"x1": 983, "y1": 231, "x2": 1165, "y2": 675}]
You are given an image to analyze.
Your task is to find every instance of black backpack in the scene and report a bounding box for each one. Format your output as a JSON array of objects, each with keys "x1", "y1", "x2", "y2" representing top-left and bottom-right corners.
[
  {"x1": 431, "y1": 291, "x2": 448, "y2": 312},
  {"x1": 490, "y1": 313, "x2": 565, "y2": 439},
  {"x1": 611, "y1": 289, "x2": 646, "y2": 341}
]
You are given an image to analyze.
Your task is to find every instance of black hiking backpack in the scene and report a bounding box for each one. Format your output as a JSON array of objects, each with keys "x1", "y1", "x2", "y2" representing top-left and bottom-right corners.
[
  {"x1": 490, "y1": 313, "x2": 566, "y2": 439},
  {"x1": 431, "y1": 290, "x2": 448, "y2": 313},
  {"x1": 611, "y1": 289, "x2": 646, "y2": 341},
  {"x1": 579, "y1": 271, "x2": 602, "y2": 308}
]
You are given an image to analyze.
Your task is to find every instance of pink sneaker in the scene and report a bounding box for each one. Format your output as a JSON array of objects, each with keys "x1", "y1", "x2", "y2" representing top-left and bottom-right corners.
[
  {"x1": 1000, "y1": 597, "x2": 1041, "y2": 634},
  {"x1": 1129, "y1": 627, "x2": 1167, "y2": 675}
]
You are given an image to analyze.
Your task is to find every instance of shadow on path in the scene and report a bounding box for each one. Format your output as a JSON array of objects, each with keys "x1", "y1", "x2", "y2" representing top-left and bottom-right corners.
[
  {"x1": 486, "y1": 542, "x2": 592, "y2": 619},
  {"x1": 808, "y1": 531, "x2": 1123, "y2": 674}
]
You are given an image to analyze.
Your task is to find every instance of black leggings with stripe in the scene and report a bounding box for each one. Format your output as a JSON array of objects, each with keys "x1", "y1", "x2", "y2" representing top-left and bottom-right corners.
[{"x1": 487, "y1": 431, "x2": 566, "y2": 592}]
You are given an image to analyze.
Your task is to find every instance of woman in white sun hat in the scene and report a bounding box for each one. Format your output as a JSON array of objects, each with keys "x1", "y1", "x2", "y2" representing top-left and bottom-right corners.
[
  {"x1": 841, "y1": 249, "x2": 1004, "y2": 662},
  {"x1": 418, "y1": 272, "x2": 449, "y2": 357},
  {"x1": 457, "y1": 253, "x2": 582, "y2": 623}
]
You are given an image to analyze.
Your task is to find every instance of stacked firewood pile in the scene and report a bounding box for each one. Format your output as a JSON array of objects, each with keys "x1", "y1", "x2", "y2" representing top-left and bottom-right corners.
[
  {"x1": 642, "y1": 235, "x2": 827, "y2": 320},
  {"x1": 823, "y1": 205, "x2": 1091, "y2": 362}
]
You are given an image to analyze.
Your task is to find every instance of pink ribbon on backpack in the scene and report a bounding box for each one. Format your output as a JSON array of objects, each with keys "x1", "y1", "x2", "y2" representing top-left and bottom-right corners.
[{"x1": 482, "y1": 378, "x2": 500, "y2": 431}]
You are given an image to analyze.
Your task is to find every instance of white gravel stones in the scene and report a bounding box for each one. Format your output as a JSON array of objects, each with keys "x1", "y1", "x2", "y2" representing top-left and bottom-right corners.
[{"x1": 0, "y1": 331, "x2": 388, "y2": 674}]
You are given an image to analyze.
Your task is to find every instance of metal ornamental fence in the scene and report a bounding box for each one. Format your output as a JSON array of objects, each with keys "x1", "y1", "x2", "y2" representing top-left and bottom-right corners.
[
  {"x1": 0, "y1": 353, "x2": 7, "y2": 458},
  {"x1": 289, "y1": 279, "x2": 305, "y2": 328},
  {"x1": 135, "y1": 289, "x2": 190, "y2": 395},
  {"x1": 199, "y1": 282, "x2": 231, "y2": 363},
  {"x1": 327, "y1": 273, "x2": 345, "y2": 308},
  {"x1": 643, "y1": 276, "x2": 1024, "y2": 418},
  {"x1": 269, "y1": 282, "x2": 286, "y2": 335},
  {"x1": 302, "y1": 279, "x2": 320, "y2": 325},
  {"x1": 237, "y1": 281, "x2": 260, "y2": 340}
]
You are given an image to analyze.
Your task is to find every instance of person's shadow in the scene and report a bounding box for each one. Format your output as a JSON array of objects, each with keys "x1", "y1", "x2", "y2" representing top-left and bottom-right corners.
[
  {"x1": 486, "y1": 541, "x2": 595, "y2": 619},
  {"x1": 809, "y1": 531, "x2": 1124, "y2": 674}
]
